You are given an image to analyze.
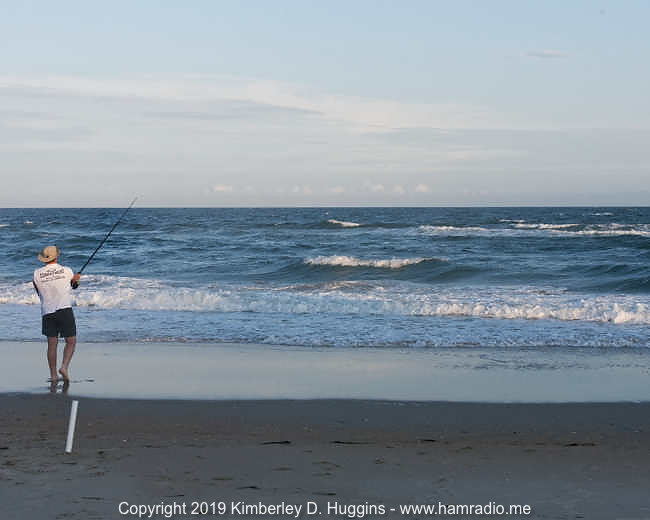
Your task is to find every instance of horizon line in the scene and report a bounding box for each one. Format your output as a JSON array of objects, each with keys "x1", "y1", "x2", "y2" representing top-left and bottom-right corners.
[{"x1": 1, "y1": 204, "x2": 648, "y2": 209}]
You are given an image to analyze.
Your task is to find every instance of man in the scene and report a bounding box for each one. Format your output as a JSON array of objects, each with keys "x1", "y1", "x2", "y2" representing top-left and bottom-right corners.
[{"x1": 33, "y1": 245, "x2": 81, "y2": 383}]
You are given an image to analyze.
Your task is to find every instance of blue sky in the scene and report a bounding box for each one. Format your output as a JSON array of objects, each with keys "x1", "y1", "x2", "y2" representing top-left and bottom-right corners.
[{"x1": 1, "y1": 1, "x2": 649, "y2": 206}]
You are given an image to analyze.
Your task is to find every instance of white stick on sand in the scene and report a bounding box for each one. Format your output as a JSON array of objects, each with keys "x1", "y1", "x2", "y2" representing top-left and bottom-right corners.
[{"x1": 65, "y1": 400, "x2": 79, "y2": 454}]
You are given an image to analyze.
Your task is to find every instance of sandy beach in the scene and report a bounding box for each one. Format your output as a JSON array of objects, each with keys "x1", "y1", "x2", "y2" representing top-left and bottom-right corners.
[
  {"x1": 2, "y1": 394, "x2": 650, "y2": 519},
  {"x1": 3, "y1": 341, "x2": 650, "y2": 519}
]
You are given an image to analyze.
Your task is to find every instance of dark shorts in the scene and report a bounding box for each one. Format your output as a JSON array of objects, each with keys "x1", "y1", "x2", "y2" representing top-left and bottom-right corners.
[{"x1": 42, "y1": 307, "x2": 76, "y2": 338}]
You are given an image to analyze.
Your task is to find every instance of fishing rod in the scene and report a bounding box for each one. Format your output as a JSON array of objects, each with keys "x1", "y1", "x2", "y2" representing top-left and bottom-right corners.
[{"x1": 72, "y1": 197, "x2": 137, "y2": 288}]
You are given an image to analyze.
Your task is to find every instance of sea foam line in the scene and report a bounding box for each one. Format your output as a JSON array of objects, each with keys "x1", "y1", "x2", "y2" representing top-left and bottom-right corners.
[
  {"x1": 1, "y1": 277, "x2": 648, "y2": 325},
  {"x1": 418, "y1": 223, "x2": 650, "y2": 237},
  {"x1": 327, "y1": 219, "x2": 361, "y2": 228},
  {"x1": 514, "y1": 223, "x2": 579, "y2": 230},
  {"x1": 305, "y1": 255, "x2": 434, "y2": 268},
  {"x1": 419, "y1": 225, "x2": 490, "y2": 234},
  {"x1": 551, "y1": 225, "x2": 650, "y2": 237}
]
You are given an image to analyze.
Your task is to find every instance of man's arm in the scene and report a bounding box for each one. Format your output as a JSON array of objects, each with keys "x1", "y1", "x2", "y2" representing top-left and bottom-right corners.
[{"x1": 71, "y1": 273, "x2": 81, "y2": 290}]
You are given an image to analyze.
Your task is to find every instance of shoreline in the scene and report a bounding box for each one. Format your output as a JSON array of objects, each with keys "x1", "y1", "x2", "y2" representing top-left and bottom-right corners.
[{"x1": 3, "y1": 340, "x2": 650, "y2": 403}]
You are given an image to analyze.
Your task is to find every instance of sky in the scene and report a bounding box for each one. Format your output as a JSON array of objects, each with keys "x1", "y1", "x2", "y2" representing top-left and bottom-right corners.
[{"x1": 1, "y1": 0, "x2": 649, "y2": 206}]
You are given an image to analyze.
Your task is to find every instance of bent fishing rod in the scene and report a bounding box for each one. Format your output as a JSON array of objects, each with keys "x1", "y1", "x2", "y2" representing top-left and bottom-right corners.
[{"x1": 72, "y1": 197, "x2": 137, "y2": 288}]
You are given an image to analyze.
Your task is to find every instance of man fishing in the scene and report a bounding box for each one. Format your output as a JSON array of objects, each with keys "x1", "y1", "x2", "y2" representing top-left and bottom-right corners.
[
  {"x1": 31, "y1": 200, "x2": 136, "y2": 384},
  {"x1": 33, "y1": 246, "x2": 81, "y2": 383}
]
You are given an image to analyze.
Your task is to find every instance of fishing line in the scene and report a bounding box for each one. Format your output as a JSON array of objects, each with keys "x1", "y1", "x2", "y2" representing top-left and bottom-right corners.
[{"x1": 72, "y1": 197, "x2": 137, "y2": 287}]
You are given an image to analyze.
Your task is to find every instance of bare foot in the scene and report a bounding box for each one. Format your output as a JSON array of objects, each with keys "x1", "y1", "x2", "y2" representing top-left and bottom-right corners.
[{"x1": 58, "y1": 367, "x2": 70, "y2": 382}]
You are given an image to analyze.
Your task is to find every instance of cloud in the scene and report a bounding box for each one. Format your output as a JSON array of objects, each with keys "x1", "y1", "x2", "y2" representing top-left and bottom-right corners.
[
  {"x1": 5, "y1": 73, "x2": 647, "y2": 207},
  {"x1": 526, "y1": 50, "x2": 569, "y2": 59},
  {"x1": 363, "y1": 181, "x2": 385, "y2": 193},
  {"x1": 290, "y1": 185, "x2": 313, "y2": 195},
  {"x1": 0, "y1": 74, "x2": 502, "y2": 132},
  {"x1": 143, "y1": 101, "x2": 319, "y2": 122}
]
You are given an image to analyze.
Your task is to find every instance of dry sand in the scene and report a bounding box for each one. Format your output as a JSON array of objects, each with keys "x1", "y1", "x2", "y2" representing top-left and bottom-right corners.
[{"x1": 2, "y1": 394, "x2": 650, "y2": 519}]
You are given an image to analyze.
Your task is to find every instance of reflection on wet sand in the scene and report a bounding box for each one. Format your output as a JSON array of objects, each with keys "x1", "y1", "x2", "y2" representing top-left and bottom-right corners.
[
  {"x1": 6, "y1": 341, "x2": 650, "y2": 402},
  {"x1": 49, "y1": 379, "x2": 70, "y2": 394}
]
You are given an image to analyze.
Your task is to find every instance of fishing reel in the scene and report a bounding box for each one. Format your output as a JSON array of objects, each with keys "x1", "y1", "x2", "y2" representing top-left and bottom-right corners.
[{"x1": 71, "y1": 277, "x2": 80, "y2": 290}]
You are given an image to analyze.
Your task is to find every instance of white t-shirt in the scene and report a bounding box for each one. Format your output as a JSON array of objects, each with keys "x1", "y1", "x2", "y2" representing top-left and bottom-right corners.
[{"x1": 33, "y1": 263, "x2": 75, "y2": 316}]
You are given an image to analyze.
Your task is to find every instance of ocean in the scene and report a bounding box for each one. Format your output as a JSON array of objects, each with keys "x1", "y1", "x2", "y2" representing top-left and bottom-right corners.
[{"x1": 0, "y1": 207, "x2": 648, "y2": 348}]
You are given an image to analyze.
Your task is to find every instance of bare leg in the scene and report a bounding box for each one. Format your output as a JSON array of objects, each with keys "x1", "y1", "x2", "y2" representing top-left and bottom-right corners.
[
  {"x1": 59, "y1": 336, "x2": 76, "y2": 382},
  {"x1": 47, "y1": 336, "x2": 58, "y2": 382}
]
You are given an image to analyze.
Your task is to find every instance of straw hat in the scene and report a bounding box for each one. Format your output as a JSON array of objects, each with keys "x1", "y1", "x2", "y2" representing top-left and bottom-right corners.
[{"x1": 38, "y1": 245, "x2": 60, "y2": 263}]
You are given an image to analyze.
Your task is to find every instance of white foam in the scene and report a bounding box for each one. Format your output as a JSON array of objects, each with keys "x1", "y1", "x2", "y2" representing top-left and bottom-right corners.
[
  {"x1": 0, "y1": 224, "x2": 8, "y2": 228},
  {"x1": 513, "y1": 222, "x2": 650, "y2": 236},
  {"x1": 1, "y1": 276, "x2": 647, "y2": 325},
  {"x1": 0, "y1": 284, "x2": 39, "y2": 305},
  {"x1": 418, "y1": 225, "x2": 490, "y2": 235},
  {"x1": 514, "y1": 223, "x2": 578, "y2": 230},
  {"x1": 24, "y1": 220, "x2": 33, "y2": 224},
  {"x1": 327, "y1": 219, "x2": 361, "y2": 228},
  {"x1": 305, "y1": 255, "x2": 433, "y2": 268},
  {"x1": 552, "y1": 224, "x2": 650, "y2": 237},
  {"x1": 418, "y1": 223, "x2": 650, "y2": 237},
  {"x1": 401, "y1": 299, "x2": 649, "y2": 324}
]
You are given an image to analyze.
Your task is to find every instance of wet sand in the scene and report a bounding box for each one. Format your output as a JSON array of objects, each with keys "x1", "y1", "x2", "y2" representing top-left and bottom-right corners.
[
  {"x1": 3, "y1": 341, "x2": 650, "y2": 402},
  {"x1": 2, "y1": 394, "x2": 650, "y2": 519}
]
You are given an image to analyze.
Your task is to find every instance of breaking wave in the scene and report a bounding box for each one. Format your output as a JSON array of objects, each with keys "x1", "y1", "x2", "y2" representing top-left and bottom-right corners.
[
  {"x1": 418, "y1": 223, "x2": 650, "y2": 237},
  {"x1": 552, "y1": 224, "x2": 650, "y2": 237},
  {"x1": 514, "y1": 223, "x2": 579, "y2": 230},
  {"x1": 326, "y1": 219, "x2": 361, "y2": 228},
  {"x1": 418, "y1": 225, "x2": 491, "y2": 235},
  {"x1": 2, "y1": 276, "x2": 648, "y2": 326},
  {"x1": 304, "y1": 255, "x2": 435, "y2": 269}
]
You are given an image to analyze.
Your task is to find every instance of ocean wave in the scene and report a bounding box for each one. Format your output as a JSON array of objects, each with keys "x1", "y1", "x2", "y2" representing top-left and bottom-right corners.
[
  {"x1": 2, "y1": 276, "x2": 648, "y2": 325},
  {"x1": 418, "y1": 222, "x2": 650, "y2": 237},
  {"x1": 406, "y1": 300, "x2": 648, "y2": 324},
  {"x1": 326, "y1": 219, "x2": 361, "y2": 228},
  {"x1": 551, "y1": 224, "x2": 650, "y2": 237},
  {"x1": 305, "y1": 255, "x2": 435, "y2": 269},
  {"x1": 418, "y1": 225, "x2": 491, "y2": 235},
  {"x1": 514, "y1": 222, "x2": 650, "y2": 236},
  {"x1": 514, "y1": 223, "x2": 579, "y2": 230}
]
